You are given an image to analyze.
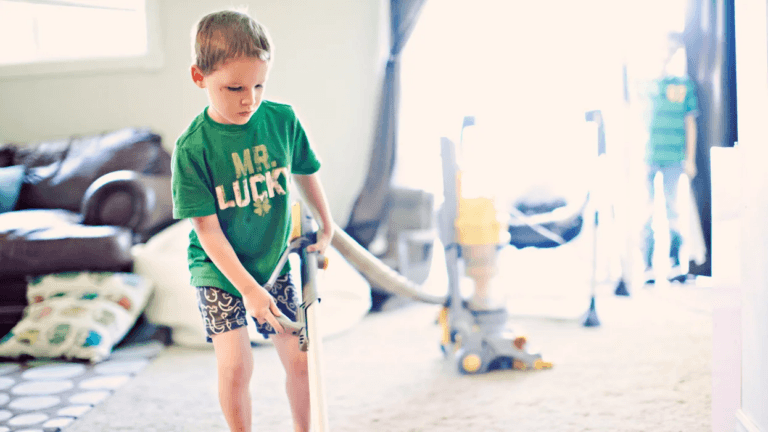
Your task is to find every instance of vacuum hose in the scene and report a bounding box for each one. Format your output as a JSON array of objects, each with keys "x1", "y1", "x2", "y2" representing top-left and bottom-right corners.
[{"x1": 331, "y1": 223, "x2": 447, "y2": 305}]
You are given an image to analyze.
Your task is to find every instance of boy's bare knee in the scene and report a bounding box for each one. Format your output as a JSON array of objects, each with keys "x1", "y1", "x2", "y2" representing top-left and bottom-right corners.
[
  {"x1": 215, "y1": 348, "x2": 254, "y2": 385},
  {"x1": 219, "y1": 358, "x2": 252, "y2": 383},
  {"x1": 212, "y1": 328, "x2": 254, "y2": 384}
]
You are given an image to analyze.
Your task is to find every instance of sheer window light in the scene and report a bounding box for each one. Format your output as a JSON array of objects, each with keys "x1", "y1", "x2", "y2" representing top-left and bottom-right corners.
[{"x1": 0, "y1": 0, "x2": 160, "y2": 76}]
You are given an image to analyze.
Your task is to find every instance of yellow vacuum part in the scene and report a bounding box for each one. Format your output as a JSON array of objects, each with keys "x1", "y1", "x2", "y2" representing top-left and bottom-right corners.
[
  {"x1": 290, "y1": 202, "x2": 302, "y2": 241},
  {"x1": 438, "y1": 307, "x2": 451, "y2": 346},
  {"x1": 454, "y1": 196, "x2": 504, "y2": 245},
  {"x1": 462, "y1": 354, "x2": 482, "y2": 373}
]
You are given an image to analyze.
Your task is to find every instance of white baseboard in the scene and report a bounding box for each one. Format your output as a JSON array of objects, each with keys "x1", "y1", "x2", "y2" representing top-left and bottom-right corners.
[{"x1": 737, "y1": 410, "x2": 762, "y2": 432}]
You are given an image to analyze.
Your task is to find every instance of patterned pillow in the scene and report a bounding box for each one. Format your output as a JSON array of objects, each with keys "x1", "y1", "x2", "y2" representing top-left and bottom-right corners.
[{"x1": 0, "y1": 272, "x2": 153, "y2": 363}]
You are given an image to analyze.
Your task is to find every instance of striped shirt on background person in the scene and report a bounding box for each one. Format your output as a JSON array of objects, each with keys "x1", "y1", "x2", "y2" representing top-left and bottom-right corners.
[{"x1": 642, "y1": 75, "x2": 699, "y2": 165}]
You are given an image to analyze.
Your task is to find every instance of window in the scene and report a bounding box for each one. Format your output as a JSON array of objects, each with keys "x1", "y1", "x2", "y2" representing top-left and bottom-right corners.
[
  {"x1": 397, "y1": 0, "x2": 689, "y2": 202},
  {"x1": 0, "y1": 0, "x2": 161, "y2": 77},
  {"x1": 397, "y1": 1, "x2": 613, "y2": 200}
]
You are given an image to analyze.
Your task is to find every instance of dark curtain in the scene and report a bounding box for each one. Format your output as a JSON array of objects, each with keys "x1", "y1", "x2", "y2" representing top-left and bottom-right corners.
[
  {"x1": 683, "y1": 0, "x2": 737, "y2": 276},
  {"x1": 344, "y1": 0, "x2": 428, "y2": 248}
]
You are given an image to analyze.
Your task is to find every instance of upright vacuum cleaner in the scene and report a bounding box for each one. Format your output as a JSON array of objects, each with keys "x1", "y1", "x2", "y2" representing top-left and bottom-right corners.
[
  {"x1": 437, "y1": 119, "x2": 553, "y2": 374},
  {"x1": 264, "y1": 202, "x2": 330, "y2": 431}
]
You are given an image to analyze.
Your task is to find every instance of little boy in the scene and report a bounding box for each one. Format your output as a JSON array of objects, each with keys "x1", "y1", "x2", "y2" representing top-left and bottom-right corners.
[
  {"x1": 637, "y1": 32, "x2": 698, "y2": 283},
  {"x1": 171, "y1": 10, "x2": 334, "y2": 432}
]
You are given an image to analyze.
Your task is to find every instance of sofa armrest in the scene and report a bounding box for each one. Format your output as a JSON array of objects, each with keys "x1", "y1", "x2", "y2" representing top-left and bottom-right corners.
[
  {"x1": 130, "y1": 173, "x2": 174, "y2": 242},
  {"x1": 81, "y1": 170, "x2": 151, "y2": 231}
]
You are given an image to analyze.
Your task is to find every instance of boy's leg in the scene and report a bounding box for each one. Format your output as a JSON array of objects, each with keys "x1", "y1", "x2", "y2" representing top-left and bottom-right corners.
[
  {"x1": 641, "y1": 165, "x2": 657, "y2": 282},
  {"x1": 196, "y1": 287, "x2": 254, "y2": 432},
  {"x1": 272, "y1": 333, "x2": 310, "y2": 432},
  {"x1": 252, "y1": 274, "x2": 308, "y2": 432},
  {"x1": 211, "y1": 327, "x2": 255, "y2": 432},
  {"x1": 661, "y1": 164, "x2": 685, "y2": 268}
]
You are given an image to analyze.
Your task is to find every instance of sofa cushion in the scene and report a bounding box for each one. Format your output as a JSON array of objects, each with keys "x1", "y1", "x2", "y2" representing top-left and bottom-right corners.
[
  {"x1": 0, "y1": 165, "x2": 25, "y2": 213},
  {"x1": 0, "y1": 272, "x2": 153, "y2": 363},
  {"x1": 0, "y1": 209, "x2": 133, "y2": 277},
  {"x1": 13, "y1": 128, "x2": 170, "y2": 212}
]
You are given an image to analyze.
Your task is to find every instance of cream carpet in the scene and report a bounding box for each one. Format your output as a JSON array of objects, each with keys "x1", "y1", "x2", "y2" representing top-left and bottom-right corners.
[{"x1": 64, "y1": 288, "x2": 711, "y2": 431}]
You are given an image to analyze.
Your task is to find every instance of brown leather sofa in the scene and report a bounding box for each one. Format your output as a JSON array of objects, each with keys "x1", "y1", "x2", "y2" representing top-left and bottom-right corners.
[{"x1": 0, "y1": 128, "x2": 175, "y2": 334}]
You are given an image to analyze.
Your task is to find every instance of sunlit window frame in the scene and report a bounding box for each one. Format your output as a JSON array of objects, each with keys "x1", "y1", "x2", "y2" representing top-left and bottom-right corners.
[{"x1": 0, "y1": 0, "x2": 162, "y2": 79}]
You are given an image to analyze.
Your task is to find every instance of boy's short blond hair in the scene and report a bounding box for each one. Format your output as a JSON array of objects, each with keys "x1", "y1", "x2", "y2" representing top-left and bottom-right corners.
[{"x1": 193, "y1": 10, "x2": 272, "y2": 75}]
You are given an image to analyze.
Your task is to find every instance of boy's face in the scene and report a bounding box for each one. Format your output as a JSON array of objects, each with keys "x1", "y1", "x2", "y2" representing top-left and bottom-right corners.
[{"x1": 191, "y1": 57, "x2": 270, "y2": 125}]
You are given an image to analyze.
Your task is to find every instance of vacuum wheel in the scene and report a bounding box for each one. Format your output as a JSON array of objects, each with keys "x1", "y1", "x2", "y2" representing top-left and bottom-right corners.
[{"x1": 457, "y1": 350, "x2": 488, "y2": 375}]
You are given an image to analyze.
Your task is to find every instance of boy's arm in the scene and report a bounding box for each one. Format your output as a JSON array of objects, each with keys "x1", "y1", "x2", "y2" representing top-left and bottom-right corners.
[
  {"x1": 191, "y1": 214, "x2": 285, "y2": 332},
  {"x1": 292, "y1": 172, "x2": 334, "y2": 254},
  {"x1": 685, "y1": 114, "x2": 697, "y2": 178}
]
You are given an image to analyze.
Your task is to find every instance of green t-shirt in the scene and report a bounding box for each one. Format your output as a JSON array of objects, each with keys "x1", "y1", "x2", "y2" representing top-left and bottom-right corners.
[
  {"x1": 642, "y1": 75, "x2": 699, "y2": 165},
  {"x1": 171, "y1": 101, "x2": 321, "y2": 297}
]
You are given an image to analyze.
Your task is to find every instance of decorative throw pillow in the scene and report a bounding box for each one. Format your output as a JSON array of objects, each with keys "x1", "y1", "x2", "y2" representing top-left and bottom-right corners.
[
  {"x1": 0, "y1": 165, "x2": 25, "y2": 213},
  {"x1": 0, "y1": 272, "x2": 153, "y2": 363}
]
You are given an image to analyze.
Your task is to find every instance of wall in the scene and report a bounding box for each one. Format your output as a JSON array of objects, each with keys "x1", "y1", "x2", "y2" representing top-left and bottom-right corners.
[
  {"x1": 734, "y1": 0, "x2": 768, "y2": 430},
  {"x1": 0, "y1": 0, "x2": 388, "y2": 223},
  {"x1": 710, "y1": 146, "x2": 742, "y2": 432}
]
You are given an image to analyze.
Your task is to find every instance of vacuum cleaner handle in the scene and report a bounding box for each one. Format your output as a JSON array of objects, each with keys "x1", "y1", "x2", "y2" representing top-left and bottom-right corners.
[{"x1": 275, "y1": 314, "x2": 304, "y2": 335}]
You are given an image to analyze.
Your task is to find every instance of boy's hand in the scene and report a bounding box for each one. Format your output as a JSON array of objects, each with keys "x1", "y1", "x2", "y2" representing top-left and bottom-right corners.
[
  {"x1": 306, "y1": 228, "x2": 333, "y2": 255},
  {"x1": 242, "y1": 286, "x2": 284, "y2": 333}
]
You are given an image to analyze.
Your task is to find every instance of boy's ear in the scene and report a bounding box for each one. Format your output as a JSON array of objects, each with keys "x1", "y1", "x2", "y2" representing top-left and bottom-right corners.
[{"x1": 191, "y1": 65, "x2": 206, "y2": 88}]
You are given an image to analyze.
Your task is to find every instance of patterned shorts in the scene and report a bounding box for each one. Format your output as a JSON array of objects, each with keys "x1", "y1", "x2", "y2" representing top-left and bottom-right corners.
[{"x1": 195, "y1": 274, "x2": 299, "y2": 342}]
